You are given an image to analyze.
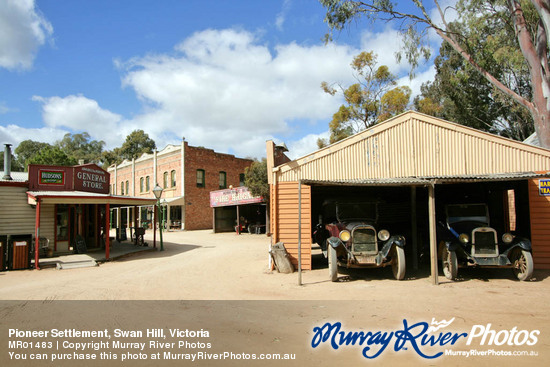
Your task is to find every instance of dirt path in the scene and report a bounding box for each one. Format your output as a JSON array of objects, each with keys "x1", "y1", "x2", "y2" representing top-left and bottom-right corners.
[{"x1": 0, "y1": 230, "x2": 548, "y2": 366}]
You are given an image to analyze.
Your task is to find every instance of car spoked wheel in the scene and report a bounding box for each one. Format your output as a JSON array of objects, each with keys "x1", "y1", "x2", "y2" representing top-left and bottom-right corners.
[
  {"x1": 510, "y1": 249, "x2": 534, "y2": 281},
  {"x1": 391, "y1": 246, "x2": 406, "y2": 280},
  {"x1": 441, "y1": 246, "x2": 458, "y2": 280}
]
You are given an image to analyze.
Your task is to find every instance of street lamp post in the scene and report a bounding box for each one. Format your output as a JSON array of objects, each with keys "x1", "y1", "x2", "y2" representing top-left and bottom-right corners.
[{"x1": 152, "y1": 184, "x2": 164, "y2": 251}]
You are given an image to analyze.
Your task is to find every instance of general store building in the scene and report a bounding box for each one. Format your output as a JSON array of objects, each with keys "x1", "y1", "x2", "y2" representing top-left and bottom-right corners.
[
  {"x1": 108, "y1": 140, "x2": 253, "y2": 231},
  {"x1": 267, "y1": 111, "x2": 550, "y2": 280},
  {"x1": 0, "y1": 153, "x2": 157, "y2": 270}
]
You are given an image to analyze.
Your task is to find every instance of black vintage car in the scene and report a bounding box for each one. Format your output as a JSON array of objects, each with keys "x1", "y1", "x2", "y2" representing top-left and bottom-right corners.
[
  {"x1": 313, "y1": 201, "x2": 406, "y2": 282},
  {"x1": 438, "y1": 203, "x2": 533, "y2": 281}
]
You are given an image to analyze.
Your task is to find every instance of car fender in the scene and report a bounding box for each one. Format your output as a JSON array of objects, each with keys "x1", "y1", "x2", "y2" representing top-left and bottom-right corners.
[
  {"x1": 503, "y1": 238, "x2": 532, "y2": 255},
  {"x1": 328, "y1": 236, "x2": 343, "y2": 249},
  {"x1": 380, "y1": 235, "x2": 406, "y2": 258}
]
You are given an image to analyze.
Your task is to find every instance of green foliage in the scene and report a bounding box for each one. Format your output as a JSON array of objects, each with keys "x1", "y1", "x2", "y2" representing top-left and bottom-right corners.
[
  {"x1": 322, "y1": 51, "x2": 410, "y2": 143},
  {"x1": 100, "y1": 147, "x2": 123, "y2": 169},
  {"x1": 56, "y1": 132, "x2": 105, "y2": 164},
  {"x1": 120, "y1": 130, "x2": 156, "y2": 160},
  {"x1": 413, "y1": 9, "x2": 534, "y2": 140},
  {"x1": 14, "y1": 140, "x2": 52, "y2": 170},
  {"x1": 319, "y1": 0, "x2": 548, "y2": 145},
  {"x1": 244, "y1": 159, "x2": 269, "y2": 201},
  {"x1": 27, "y1": 146, "x2": 77, "y2": 166}
]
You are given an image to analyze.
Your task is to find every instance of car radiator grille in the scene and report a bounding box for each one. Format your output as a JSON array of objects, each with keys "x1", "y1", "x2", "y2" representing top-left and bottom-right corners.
[
  {"x1": 473, "y1": 231, "x2": 498, "y2": 256},
  {"x1": 352, "y1": 228, "x2": 377, "y2": 254}
]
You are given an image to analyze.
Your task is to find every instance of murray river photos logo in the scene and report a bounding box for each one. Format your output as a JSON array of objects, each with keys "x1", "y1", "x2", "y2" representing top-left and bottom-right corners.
[{"x1": 311, "y1": 318, "x2": 540, "y2": 359}]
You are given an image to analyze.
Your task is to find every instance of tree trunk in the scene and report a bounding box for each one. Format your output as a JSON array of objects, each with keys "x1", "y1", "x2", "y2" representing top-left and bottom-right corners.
[{"x1": 509, "y1": 0, "x2": 550, "y2": 148}]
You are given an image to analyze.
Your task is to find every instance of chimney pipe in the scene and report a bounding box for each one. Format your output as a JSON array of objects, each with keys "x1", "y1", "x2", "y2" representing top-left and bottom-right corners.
[{"x1": 3, "y1": 144, "x2": 13, "y2": 181}]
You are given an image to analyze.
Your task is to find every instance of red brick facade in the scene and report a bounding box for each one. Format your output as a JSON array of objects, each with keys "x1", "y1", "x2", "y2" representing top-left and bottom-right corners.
[{"x1": 108, "y1": 141, "x2": 253, "y2": 230}]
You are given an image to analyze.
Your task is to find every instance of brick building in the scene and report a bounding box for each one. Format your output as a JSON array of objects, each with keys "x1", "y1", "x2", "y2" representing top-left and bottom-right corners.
[{"x1": 108, "y1": 140, "x2": 253, "y2": 230}]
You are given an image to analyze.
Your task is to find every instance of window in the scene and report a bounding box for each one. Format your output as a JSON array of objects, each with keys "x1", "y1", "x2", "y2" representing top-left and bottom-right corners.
[
  {"x1": 146, "y1": 176, "x2": 150, "y2": 192},
  {"x1": 171, "y1": 170, "x2": 176, "y2": 187},
  {"x1": 239, "y1": 173, "x2": 245, "y2": 186},
  {"x1": 121, "y1": 182, "x2": 124, "y2": 195},
  {"x1": 196, "y1": 169, "x2": 205, "y2": 188},
  {"x1": 140, "y1": 177, "x2": 144, "y2": 193},
  {"x1": 163, "y1": 171, "x2": 169, "y2": 189},
  {"x1": 126, "y1": 181, "x2": 129, "y2": 196},
  {"x1": 219, "y1": 171, "x2": 227, "y2": 189}
]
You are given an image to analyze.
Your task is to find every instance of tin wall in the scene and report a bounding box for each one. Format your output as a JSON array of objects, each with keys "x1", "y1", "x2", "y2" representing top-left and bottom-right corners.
[
  {"x1": 529, "y1": 179, "x2": 550, "y2": 269},
  {"x1": 271, "y1": 182, "x2": 312, "y2": 270}
]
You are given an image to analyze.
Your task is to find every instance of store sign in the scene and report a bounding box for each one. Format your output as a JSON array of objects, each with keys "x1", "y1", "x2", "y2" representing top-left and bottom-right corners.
[
  {"x1": 39, "y1": 170, "x2": 65, "y2": 185},
  {"x1": 74, "y1": 165, "x2": 109, "y2": 194},
  {"x1": 210, "y1": 187, "x2": 263, "y2": 207},
  {"x1": 540, "y1": 179, "x2": 550, "y2": 196}
]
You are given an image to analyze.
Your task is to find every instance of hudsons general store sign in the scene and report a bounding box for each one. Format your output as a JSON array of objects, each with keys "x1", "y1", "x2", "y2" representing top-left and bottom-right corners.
[{"x1": 29, "y1": 163, "x2": 110, "y2": 194}]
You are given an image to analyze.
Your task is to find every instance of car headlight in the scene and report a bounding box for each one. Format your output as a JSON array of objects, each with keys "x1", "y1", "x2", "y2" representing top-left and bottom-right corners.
[
  {"x1": 502, "y1": 233, "x2": 514, "y2": 244},
  {"x1": 339, "y1": 230, "x2": 351, "y2": 242},
  {"x1": 459, "y1": 233, "x2": 469, "y2": 244},
  {"x1": 378, "y1": 229, "x2": 390, "y2": 241}
]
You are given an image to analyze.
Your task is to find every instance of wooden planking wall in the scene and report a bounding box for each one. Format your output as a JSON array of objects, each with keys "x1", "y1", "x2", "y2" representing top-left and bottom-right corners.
[
  {"x1": 528, "y1": 179, "x2": 550, "y2": 269},
  {"x1": 272, "y1": 182, "x2": 312, "y2": 270},
  {"x1": 0, "y1": 186, "x2": 35, "y2": 236}
]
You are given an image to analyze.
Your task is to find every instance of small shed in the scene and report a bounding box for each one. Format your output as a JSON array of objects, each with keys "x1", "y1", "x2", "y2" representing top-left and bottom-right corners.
[{"x1": 267, "y1": 111, "x2": 550, "y2": 282}]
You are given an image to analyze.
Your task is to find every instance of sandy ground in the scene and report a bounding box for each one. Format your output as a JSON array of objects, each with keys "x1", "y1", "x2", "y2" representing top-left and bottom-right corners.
[{"x1": 1, "y1": 230, "x2": 549, "y2": 366}]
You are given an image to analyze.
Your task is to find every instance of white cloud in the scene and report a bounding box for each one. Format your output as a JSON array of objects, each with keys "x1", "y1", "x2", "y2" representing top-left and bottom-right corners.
[
  {"x1": 32, "y1": 94, "x2": 125, "y2": 147},
  {"x1": 0, "y1": 124, "x2": 66, "y2": 148},
  {"x1": 120, "y1": 28, "x2": 358, "y2": 158},
  {"x1": 286, "y1": 130, "x2": 330, "y2": 160},
  {"x1": 0, "y1": 0, "x2": 53, "y2": 70}
]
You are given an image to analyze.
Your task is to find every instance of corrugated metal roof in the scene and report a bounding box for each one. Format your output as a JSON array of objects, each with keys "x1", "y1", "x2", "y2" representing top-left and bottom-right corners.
[
  {"x1": 275, "y1": 111, "x2": 550, "y2": 183},
  {"x1": 0, "y1": 171, "x2": 28, "y2": 182},
  {"x1": 26, "y1": 191, "x2": 157, "y2": 205}
]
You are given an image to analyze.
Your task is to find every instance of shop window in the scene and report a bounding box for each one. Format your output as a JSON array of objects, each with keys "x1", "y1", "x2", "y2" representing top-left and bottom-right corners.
[
  {"x1": 146, "y1": 176, "x2": 150, "y2": 192},
  {"x1": 219, "y1": 171, "x2": 227, "y2": 189},
  {"x1": 121, "y1": 182, "x2": 125, "y2": 195},
  {"x1": 196, "y1": 169, "x2": 205, "y2": 188},
  {"x1": 56, "y1": 205, "x2": 69, "y2": 241},
  {"x1": 126, "y1": 180, "x2": 129, "y2": 196},
  {"x1": 239, "y1": 173, "x2": 245, "y2": 186},
  {"x1": 163, "y1": 171, "x2": 169, "y2": 189},
  {"x1": 140, "y1": 177, "x2": 144, "y2": 193},
  {"x1": 171, "y1": 170, "x2": 176, "y2": 187}
]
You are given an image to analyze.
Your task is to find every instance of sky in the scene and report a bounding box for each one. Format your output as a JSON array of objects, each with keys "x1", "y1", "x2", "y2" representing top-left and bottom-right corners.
[{"x1": 0, "y1": 0, "x2": 451, "y2": 161}]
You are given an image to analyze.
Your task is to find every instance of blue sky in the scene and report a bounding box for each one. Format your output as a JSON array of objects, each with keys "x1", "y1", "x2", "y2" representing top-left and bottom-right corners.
[{"x1": 0, "y1": 0, "x2": 447, "y2": 160}]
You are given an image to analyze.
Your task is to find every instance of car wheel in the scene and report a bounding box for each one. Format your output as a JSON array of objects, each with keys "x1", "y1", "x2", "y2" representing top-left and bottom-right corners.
[
  {"x1": 511, "y1": 249, "x2": 534, "y2": 281},
  {"x1": 441, "y1": 246, "x2": 458, "y2": 280},
  {"x1": 391, "y1": 246, "x2": 406, "y2": 280},
  {"x1": 328, "y1": 245, "x2": 338, "y2": 282}
]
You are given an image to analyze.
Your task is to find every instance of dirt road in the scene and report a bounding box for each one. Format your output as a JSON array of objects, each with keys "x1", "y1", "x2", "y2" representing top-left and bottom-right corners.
[{"x1": 0, "y1": 230, "x2": 548, "y2": 366}]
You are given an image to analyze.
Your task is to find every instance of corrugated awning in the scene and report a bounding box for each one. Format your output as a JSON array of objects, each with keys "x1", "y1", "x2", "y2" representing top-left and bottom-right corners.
[
  {"x1": 27, "y1": 191, "x2": 158, "y2": 206},
  {"x1": 303, "y1": 171, "x2": 550, "y2": 187}
]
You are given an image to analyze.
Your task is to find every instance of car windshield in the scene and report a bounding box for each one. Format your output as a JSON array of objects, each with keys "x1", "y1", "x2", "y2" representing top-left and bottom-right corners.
[
  {"x1": 446, "y1": 204, "x2": 489, "y2": 226},
  {"x1": 336, "y1": 202, "x2": 377, "y2": 222}
]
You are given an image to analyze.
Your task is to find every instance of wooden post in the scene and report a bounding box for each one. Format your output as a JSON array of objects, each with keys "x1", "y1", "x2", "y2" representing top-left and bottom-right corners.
[
  {"x1": 34, "y1": 198, "x2": 41, "y2": 270},
  {"x1": 428, "y1": 183, "x2": 439, "y2": 285},
  {"x1": 105, "y1": 204, "x2": 110, "y2": 260},
  {"x1": 298, "y1": 181, "x2": 302, "y2": 286}
]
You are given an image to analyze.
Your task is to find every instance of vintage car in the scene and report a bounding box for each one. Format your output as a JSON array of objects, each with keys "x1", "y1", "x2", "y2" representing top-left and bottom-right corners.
[
  {"x1": 313, "y1": 201, "x2": 406, "y2": 282},
  {"x1": 438, "y1": 203, "x2": 533, "y2": 281}
]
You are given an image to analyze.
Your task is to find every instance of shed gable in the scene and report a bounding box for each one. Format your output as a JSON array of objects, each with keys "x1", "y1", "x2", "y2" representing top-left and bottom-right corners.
[{"x1": 277, "y1": 111, "x2": 550, "y2": 182}]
